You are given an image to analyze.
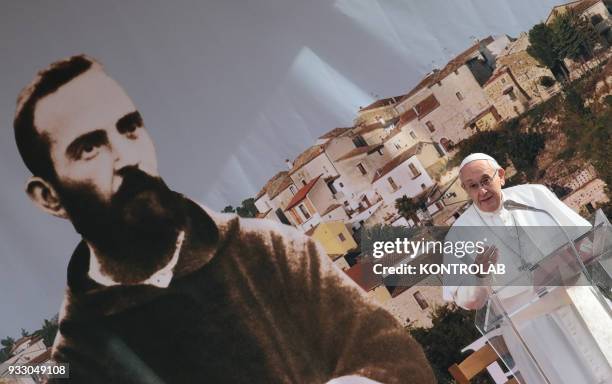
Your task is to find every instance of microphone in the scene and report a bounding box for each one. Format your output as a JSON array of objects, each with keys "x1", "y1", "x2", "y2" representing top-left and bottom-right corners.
[{"x1": 503, "y1": 199, "x2": 541, "y2": 212}]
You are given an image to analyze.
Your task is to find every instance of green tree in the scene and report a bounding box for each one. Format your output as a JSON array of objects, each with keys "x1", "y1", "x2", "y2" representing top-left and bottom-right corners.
[
  {"x1": 551, "y1": 9, "x2": 600, "y2": 65},
  {"x1": 506, "y1": 131, "x2": 546, "y2": 179},
  {"x1": 451, "y1": 127, "x2": 545, "y2": 180},
  {"x1": 552, "y1": 10, "x2": 585, "y2": 61},
  {"x1": 539, "y1": 76, "x2": 556, "y2": 88},
  {"x1": 236, "y1": 198, "x2": 258, "y2": 218},
  {"x1": 36, "y1": 318, "x2": 59, "y2": 348},
  {"x1": 0, "y1": 337, "x2": 15, "y2": 361},
  {"x1": 528, "y1": 23, "x2": 568, "y2": 79},
  {"x1": 408, "y1": 304, "x2": 494, "y2": 384},
  {"x1": 565, "y1": 86, "x2": 590, "y2": 117},
  {"x1": 576, "y1": 12, "x2": 600, "y2": 59},
  {"x1": 222, "y1": 199, "x2": 258, "y2": 218},
  {"x1": 20, "y1": 328, "x2": 29, "y2": 338}
]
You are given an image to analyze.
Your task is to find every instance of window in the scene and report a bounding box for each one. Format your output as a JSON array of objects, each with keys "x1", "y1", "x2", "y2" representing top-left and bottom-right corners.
[
  {"x1": 413, "y1": 291, "x2": 429, "y2": 310},
  {"x1": 327, "y1": 181, "x2": 337, "y2": 194},
  {"x1": 501, "y1": 77, "x2": 506, "y2": 84},
  {"x1": 352, "y1": 135, "x2": 367, "y2": 147},
  {"x1": 426, "y1": 121, "x2": 435, "y2": 132},
  {"x1": 298, "y1": 204, "x2": 310, "y2": 220},
  {"x1": 409, "y1": 131, "x2": 417, "y2": 139},
  {"x1": 420, "y1": 183, "x2": 426, "y2": 190},
  {"x1": 408, "y1": 163, "x2": 421, "y2": 178},
  {"x1": 394, "y1": 143, "x2": 401, "y2": 150},
  {"x1": 289, "y1": 185, "x2": 297, "y2": 194},
  {"x1": 338, "y1": 233, "x2": 346, "y2": 242},
  {"x1": 357, "y1": 163, "x2": 367, "y2": 175},
  {"x1": 455, "y1": 91, "x2": 464, "y2": 101},
  {"x1": 301, "y1": 179, "x2": 307, "y2": 186},
  {"x1": 508, "y1": 90, "x2": 517, "y2": 101},
  {"x1": 275, "y1": 208, "x2": 291, "y2": 225},
  {"x1": 388, "y1": 177, "x2": 398, "y2": 191},
  {"x1": 339, "y1": 182, "x2": 344, "y2": 188}
]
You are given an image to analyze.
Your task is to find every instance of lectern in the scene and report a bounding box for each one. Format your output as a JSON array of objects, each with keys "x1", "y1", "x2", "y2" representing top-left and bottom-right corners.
[{"x1": 474, "y1": 209, "x2": 612, "y2": 384}]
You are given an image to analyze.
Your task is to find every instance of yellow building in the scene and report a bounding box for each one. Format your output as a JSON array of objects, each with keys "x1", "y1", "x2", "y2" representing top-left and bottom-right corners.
[{"x1": 305, "y1": 221, "x2": 357, "y2": 259}]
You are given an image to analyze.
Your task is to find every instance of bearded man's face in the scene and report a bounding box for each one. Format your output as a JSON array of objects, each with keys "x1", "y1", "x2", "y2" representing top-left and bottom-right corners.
[{"x1": 32, "y1": 67, "x2": 185, "y2": 280}]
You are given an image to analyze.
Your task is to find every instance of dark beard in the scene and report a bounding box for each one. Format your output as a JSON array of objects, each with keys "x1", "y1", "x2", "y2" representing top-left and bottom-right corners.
[{"x1": 56, "y1": 167, "x2": 186, "y2": 284}]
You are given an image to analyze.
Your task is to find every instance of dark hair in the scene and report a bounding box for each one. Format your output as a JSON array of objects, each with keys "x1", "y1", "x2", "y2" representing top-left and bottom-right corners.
[{"x1": 14, "y1": 55, "x2": 96, "y2": 180}]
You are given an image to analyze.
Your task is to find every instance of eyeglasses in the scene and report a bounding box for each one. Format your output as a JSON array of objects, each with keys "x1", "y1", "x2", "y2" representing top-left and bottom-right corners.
[{"x1": 464, "y1": 168, "x2": 499, "y2": 193}]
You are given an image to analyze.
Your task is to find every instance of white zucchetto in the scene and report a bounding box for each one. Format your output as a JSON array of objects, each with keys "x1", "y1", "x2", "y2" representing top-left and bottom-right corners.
[{"x1": 459, "y1": 153, "x2": 500, "y2": 171}]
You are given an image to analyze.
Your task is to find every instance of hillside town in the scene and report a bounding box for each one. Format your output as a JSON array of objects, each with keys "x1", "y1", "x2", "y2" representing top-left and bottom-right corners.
[
  {"x1": 1, "y1": 0, "x2": 612, "y2": 383},
  {"x1": 252, "y1": 0, "x2": 612, "y2": 330}
]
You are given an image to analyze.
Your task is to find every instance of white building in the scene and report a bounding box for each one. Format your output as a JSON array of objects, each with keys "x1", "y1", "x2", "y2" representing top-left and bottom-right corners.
[
  {"x1": 395, "y1": 36, "x2": 511, "y2": 148},
  {"x1": 283, "y1": 175, "x2": 349, "y2": 231}
]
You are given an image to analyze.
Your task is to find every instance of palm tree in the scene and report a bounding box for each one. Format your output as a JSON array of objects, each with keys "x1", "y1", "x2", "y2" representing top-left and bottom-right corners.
[{"x1": 395, "y1": 195, "x2": 423, "y2": 226}]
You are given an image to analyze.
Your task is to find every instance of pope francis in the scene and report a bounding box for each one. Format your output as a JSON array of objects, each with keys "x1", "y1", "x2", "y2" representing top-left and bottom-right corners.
[{"x1": 443, "y1": 153, "x2": 612, "y2": 384}]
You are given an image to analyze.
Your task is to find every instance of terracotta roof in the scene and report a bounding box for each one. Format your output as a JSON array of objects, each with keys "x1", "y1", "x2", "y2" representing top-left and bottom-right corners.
[
  {"x1": 359, "y1": 95, "x2": 404, "y2": 112},
  {"x1": 371, "y1": 143, "x2": 424, "y2": 183},
  {"x1": 414, "y1": 94, "x2": 440, "y2": 119},
  {"x1": 256, "y1": 171, "x2": 289, "y2": 199},
  {"x1": 397, "y1": 94, "x2": 440, "y2": 128},
  {"x1": 399, "y1": 36, "x2": 494, "y2": 102},
  {"x1": 321, "y1": 203, "x2": 342, "y2": 216},
  {"x1": 546, "y1": 0, "x2": 600, "y2": 23},
  {"x1": 383, "y1": 252, "x2": 444, "y2": 296},
  {"x1": 397, "y1": 108, "x2": 418, "y2": 128},
  {"x1": 284, "y1": 174, "x2": 322, "y2": 211},
  {"x1": 318, "y1": 127, "x2": 352, "y2": 140},
  {"x1": 335, "y1": 144, "x2": 383, "y2": 161},
  {"x1": 571, "y1": 0, "x2": 600, "y2": 14},
  {"x1": 345, "y1": 262, "x2": 382, "y2": 291},
  {"x1": 289, "y1": 145, "x2": 325, "y2": 175}
]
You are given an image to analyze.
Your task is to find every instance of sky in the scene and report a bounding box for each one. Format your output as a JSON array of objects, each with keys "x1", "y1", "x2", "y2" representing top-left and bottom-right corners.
[{"x1": 0, "y1": 0, "x2": 565, "y2": 338}]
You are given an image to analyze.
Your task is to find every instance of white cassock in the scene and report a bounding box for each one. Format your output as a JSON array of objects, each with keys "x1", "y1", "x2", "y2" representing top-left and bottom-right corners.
[{"x1": 443, "y1": 184, "x2": 612, "y2": 384}]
